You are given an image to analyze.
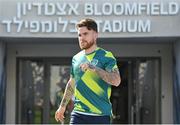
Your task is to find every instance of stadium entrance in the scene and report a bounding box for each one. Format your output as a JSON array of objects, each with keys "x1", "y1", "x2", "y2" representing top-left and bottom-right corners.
[{"x1": 16, "y1": 57, "x2": 160, "y2": 124}]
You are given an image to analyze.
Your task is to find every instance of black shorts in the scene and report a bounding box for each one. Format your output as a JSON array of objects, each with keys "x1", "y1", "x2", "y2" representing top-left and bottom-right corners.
[{"x1": 70, "y1": 112, "x2": 111, "y2": 124}]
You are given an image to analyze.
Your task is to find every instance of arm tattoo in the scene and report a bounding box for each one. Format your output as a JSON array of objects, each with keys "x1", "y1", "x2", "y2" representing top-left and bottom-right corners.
[
  {"x1": 89, "y1": 64, "x2": 121, "y2": 86},
  {"x1": 60, "y1": 79, "x2": 75, "y2": 108}
]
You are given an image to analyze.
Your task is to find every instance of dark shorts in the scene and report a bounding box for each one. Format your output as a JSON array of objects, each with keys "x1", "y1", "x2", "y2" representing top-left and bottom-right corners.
[{"x1": 70, "y1": 112, "x2": 111, "y2": 124}]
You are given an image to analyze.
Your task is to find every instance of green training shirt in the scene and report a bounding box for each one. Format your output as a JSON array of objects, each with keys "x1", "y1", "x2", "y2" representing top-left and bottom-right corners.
[{"x1": 71, "y1": 47, "x2": 118, "y2": 116}]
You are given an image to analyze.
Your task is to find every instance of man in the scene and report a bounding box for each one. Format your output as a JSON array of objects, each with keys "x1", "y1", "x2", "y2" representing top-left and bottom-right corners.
[{"x1": 55, "y1": 18, "x2": 121, "y2": 124}]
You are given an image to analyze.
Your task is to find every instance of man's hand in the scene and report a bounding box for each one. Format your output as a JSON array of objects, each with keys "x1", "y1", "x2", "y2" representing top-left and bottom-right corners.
[
  {"x1": 80, "y1": 63, "x2": 96, "y2": 72},
  {"x1": 55, "y1": 106, "x2": 66, "y2": 123}
]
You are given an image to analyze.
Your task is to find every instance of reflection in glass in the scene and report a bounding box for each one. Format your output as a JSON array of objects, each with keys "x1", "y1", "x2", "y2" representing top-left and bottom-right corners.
[
  {"x1": 31, "y1": 62, "x2": 44, "y2": 124},
  {"x1": 49, "y1": 65, "x2": 73, "y2": 124},
  {"x1": 19, "y1": 61, "x2": 44, "y2": 124}
]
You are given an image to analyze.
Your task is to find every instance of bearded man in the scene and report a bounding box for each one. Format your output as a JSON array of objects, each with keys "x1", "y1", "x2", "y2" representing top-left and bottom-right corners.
[{"x1": 55, "y1": 18, "x2": 121, "y2": 124}]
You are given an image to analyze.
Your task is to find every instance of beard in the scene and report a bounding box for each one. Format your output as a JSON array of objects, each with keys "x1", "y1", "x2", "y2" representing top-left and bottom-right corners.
[{"x1": 80, "y1": 40, "x2": 95, "y2": 50}]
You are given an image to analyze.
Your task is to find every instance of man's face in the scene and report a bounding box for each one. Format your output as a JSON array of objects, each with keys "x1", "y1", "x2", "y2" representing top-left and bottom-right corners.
[{"x1": 77, "y1": 26, "x2": 98, "y2": 50}]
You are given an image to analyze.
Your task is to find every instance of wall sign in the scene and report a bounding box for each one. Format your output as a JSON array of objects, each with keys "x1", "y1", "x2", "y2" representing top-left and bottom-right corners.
[{"x1": 1, "y1": 2, "x2": 179, "y2": 34}]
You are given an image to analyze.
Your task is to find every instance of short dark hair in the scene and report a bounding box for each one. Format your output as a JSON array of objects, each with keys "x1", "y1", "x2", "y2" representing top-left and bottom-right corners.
[{"x1": 76, "y1": 18, "x2": 98, "y2": 32}]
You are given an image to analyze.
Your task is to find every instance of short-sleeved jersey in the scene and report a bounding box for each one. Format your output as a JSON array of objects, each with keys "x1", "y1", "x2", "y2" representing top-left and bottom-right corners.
[{"x1": 71, "y1": 47, "x2": 118, "y2": 116}]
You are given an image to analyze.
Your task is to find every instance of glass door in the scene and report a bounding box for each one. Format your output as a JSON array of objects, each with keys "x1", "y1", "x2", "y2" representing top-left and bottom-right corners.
[
  {"x1": 16, "y1": 58, "x2": 72, "y2": 124},
  {"x1": 17, "y1": 60, "x2": 45, "y2": 124},
  {"x1": 132, "y1": 59, "x2": 161, "y2": 124},
  {"x1": 111, "y1": 58, "x2": 160, "y2": 124}
]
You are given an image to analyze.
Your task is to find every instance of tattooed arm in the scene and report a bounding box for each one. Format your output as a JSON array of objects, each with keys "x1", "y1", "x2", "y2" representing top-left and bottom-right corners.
[
  {"x1": 60, "y1": 77, "x2": 75, "y2": 107},
  {"x1": 92, "y1": 65, "x2": 121, "y2": 87},
  {"x1": 55, "y1": 77, "x2": 75, "y2": 122}
]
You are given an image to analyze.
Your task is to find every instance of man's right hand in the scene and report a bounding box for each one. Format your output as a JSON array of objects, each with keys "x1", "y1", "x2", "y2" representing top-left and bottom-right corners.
[{"x1": 55, "y1": 106, "x2": 66, "y2": 123}]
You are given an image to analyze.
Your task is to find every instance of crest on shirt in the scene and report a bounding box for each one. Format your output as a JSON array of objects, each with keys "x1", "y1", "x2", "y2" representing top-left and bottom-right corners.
[{"x1": 90, "y1": 59, "x2": 98, "y2": 66}]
